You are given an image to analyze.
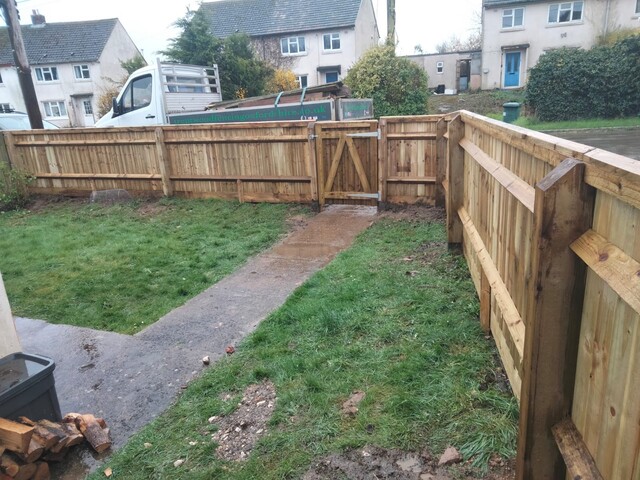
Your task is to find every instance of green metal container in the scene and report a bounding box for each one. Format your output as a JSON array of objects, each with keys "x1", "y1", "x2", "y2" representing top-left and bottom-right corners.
[{"x1": 503, "y1": 102, "x2": 521, "y2": 123}]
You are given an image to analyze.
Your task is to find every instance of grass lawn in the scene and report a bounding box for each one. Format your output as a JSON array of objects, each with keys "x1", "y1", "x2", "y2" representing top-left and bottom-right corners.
[
  {"x1": 0, "y1": 198, "x2": 305, "y2": 334},
  {"x1": 92, "y1": 217, "x2": 518, "y2": 479},
  {"x1": 510, "y1": 116, "x2": 640, "y2": 131}
]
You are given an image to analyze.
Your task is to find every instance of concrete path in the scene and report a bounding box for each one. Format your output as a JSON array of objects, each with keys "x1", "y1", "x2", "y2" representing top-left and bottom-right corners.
[{"x1": 15, "y1": 205, "x2": 376, "y2": 478}]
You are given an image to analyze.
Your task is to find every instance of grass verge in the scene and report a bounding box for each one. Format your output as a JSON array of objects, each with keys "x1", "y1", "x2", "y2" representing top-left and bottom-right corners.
[
  {"x1": 511, "y1": 115, "x2": 640, "y2": 131},
  {"x1": 92, "y1": 217, "x2": 518, "y2": 479},
  {"x1": 0, "y1": 198, "x2": 305, "y2": 334}
]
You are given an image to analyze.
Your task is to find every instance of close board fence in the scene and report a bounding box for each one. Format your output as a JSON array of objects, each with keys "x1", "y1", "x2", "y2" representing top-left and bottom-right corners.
[{"x1": 2, "y1": 113, "x2": 639, "y2": 479}]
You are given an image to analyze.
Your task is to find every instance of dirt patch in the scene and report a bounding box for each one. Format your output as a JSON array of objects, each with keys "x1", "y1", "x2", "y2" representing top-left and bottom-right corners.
[
  {"x1": 26, "y1": 195, "x2": 86, "y2": 212},
  {"x1": 210, "y1": 381, "x2": 277, "y2": 461},
  {"x1": 136, "y1": 201, "x2": 169, "y2": 217},
  {"x1": 303, "y1": 446, "x2": 515, "y2": 480},
  {"x1": 379, "y1": 205, "x2": 446, "y2": 223}
]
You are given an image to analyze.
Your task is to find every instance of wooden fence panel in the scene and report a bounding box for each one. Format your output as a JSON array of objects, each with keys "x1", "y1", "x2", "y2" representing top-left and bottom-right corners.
[
  {"x1": 380, "y1": 115, "x2": 440, "y2": 206},
  {"x1": 455, "y1": 111, "x2": 640, "y2": 480},
  {"x1": 570, "y1": 168, "x2": 640, "y2": 480},
  {"x1": 6, "y1": 122, "x2": 317, "y2": 203}
]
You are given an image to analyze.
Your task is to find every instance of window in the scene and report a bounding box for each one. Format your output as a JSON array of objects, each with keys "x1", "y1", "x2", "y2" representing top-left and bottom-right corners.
[
  {"x1": 323, "y1": 32, "x2": 341, "y2": 51},
  {"x1": 325, "y1": 71, "x2": 339, "y2": 83},
  {"x1": 636, "y1": 0, "x2": 640, "y2": 14},
  {"x1": 436, "y1": 62, "x2": 444, "y2": 74},
  {"x1": 73, "y1": 65, "x2": 90, "y2": 80},
  {"x1": 502, "y1": 7, "x2": 525, "y2": 28},
  {"x1": 548, "y1": 1, "x2": 583, "y2": 23},
  {"x1": 280, "y1": 36, "x2": 306, "y2": 55},
  {"x1": 297, "y1": 75, "x2": 308, "y2": 88},
  {"x1": 35, "y1": 67, "x2": 59, "y2": 82},
  {"x1": 43, "y1": 101, "x2": 67, "y2": 118},
  {"x1": 0, "y1": 103, "x2": 11, "y2": 113},
  {"x1": 121, "y1": 74, "x2": 152, "y2": 113},
  {"x1": 0, "y1": 73, "x2": 3, "y2": 84},
  {"x1": 83, "y1": 100, "x2": 93, "y2": 115}
]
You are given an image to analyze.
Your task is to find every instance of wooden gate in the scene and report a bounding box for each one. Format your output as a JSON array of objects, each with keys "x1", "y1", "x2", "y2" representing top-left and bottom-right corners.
[{"x1": 315, "y1": 121, "x2": 379, "y2": 206}]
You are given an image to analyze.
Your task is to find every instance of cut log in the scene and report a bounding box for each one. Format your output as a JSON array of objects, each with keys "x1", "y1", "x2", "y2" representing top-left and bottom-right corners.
[
  {"x1": 0, "y1": 418, "x2": 34, "y2": 454},
  {"x1": 0, "y1": 453, "x2": 20, "y2": 476},
  {"x1": 13, "y1": 462, "x2": 37, "y2": 480},
  {"x1": 64, "y1": 414, "x2": 111, "y2": 453},
  {"x1": 60, "y1": 422, "x2": 84, "y2": 448},
  {"x1": 18, "y1": 419, "x2": 62, "y2": 450},
  {"x1": 15, "y1": 438, "x2": 44, "y2": 463},
  {"x1": 33, "y1": 462, "x2": 50, "y2": 480}
]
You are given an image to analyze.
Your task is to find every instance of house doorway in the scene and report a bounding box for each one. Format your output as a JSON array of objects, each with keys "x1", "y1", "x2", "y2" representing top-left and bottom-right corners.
[
  {"x1": 504, "y1": 52, "x2": 521, "y2": 88},
  {"x1": 72, "y1": 96, "x2": 95, "y2": 127}
]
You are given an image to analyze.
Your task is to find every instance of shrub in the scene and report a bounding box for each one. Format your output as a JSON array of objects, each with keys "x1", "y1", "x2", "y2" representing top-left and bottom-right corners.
[
  {"x1": 345, "y1": 45, "x2": 429, "y2": 117},
  {"x1": 526, "y1": 35, "x2": 640, "y2": 121},
  {"x1": 265, "y1": 69, "x2": 299, "y2": 94},
  {"x1": 0, "y1": 161, "x2": 33, "y2": 211}
]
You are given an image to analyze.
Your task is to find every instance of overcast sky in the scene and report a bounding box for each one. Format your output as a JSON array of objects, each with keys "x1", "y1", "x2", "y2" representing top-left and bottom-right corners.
[{"x1": 8, "y1": 0, "x2": 481, "y2": 60}]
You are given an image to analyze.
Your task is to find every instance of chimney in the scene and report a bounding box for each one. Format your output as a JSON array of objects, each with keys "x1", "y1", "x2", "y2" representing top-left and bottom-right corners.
[{"x1": 30, "y1": 10, "x2": 46, "y2": 26}]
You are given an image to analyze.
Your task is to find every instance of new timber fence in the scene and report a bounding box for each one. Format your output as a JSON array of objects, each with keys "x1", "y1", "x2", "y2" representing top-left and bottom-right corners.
[{"x1": 1, "y1": 113, "x2": 639, "y2": 479}]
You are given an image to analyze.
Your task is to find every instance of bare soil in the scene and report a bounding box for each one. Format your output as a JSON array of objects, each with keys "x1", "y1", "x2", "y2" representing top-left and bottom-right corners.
[{"x1": 211, "y1": 381, "x2": 514, "y2": 479}]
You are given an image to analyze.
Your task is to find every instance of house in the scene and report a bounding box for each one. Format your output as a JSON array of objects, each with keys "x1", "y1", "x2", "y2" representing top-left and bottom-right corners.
[
  {"x1": 407, "y1": 50, "x2": 482, "y2": 94},
  {"x1": 0, "y1": 12, "x2": 142, "y2": 127},
  {"x1": 481, "y1": 0, "x2": 640, "y2": 89},
  {"x1": 198, "y1": 0, "x2": 380, "y2": 88}
]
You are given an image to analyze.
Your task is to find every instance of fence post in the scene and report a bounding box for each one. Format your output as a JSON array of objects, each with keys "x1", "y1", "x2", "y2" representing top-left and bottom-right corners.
[
  {"x1": 377, "y1": 117, "x2": 388, "y2": 210},
  {"x1": 516, "y1": 158, "x2": 594, "y2": 480},
  {"x1": 446, "y1": 114, "x2": 464, "y2": 246},
  {"x1": 306, "y1": 122, "x2": 319, "y2": 209},
  {"x1": 154, "y1": 127, "x2": 173, "y2": 197},
  {"x1": 435, "y1": 116, "x2": 447, "y2": 208}
]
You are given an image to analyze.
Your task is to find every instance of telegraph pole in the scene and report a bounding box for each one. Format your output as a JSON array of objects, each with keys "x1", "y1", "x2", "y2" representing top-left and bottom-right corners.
[
  {"x1": 0, "y1": 0, "x2": 43, "y2": 128},
  {"x1": 386, "y1": 0, "x2": 396, "y2": 45}
]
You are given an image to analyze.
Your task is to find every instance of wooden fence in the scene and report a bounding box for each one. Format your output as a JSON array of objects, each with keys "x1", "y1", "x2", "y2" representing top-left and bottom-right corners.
[
  {"x1": 448, "y1": 110, "x2": 640, "y2": 480},
  {"x1": 2, "y1": 113, "x2": 639, "y2": 479},
  {"x1": 5, "y1": 122, "x2": 318, "y2": 203}
]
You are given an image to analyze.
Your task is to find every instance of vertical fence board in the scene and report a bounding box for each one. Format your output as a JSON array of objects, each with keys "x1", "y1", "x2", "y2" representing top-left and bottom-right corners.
[{"x1": 447, "y1": 115, "x2": 464, "y2": 245}]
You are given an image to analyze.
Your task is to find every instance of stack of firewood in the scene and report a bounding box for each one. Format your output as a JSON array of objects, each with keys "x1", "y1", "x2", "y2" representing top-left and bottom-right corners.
[{"x1": 0, "y1": 414, "x2": 111, "y2": 480}]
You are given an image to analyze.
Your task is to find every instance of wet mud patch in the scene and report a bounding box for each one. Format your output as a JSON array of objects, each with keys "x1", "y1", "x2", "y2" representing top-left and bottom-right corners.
[
  {"x1": 303, "y1": 446, "x2": 515, "y2": 480},
  {"x1": 379, "y1": 205, "x2": 446, "y2": 223}
]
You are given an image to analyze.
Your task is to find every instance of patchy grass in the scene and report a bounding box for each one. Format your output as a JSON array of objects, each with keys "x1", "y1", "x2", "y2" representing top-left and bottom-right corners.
[
  {"x1": 0, "y1": 198, "x2": 306, "y2": 334},
  {"x1": 429, "y1": 90, "x2": 526, "y2": 117},
  {"x1": 92, "y1": 218, "x2": 518, "y2": 479}
]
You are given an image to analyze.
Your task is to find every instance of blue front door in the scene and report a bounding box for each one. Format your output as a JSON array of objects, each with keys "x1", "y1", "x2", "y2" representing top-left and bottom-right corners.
[{"x1": 504, "y1": 52, "x2": 521, "y2": 87}]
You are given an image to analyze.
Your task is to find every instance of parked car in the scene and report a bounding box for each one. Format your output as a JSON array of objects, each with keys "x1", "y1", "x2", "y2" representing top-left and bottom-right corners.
[{"x1": 0, "y1": 112, "x2": 59, "y2": 130}]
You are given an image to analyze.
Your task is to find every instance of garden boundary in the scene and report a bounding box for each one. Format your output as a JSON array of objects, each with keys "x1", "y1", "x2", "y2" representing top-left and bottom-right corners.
[{"x1": 2, "y1": 114, "x2": 639, "y2": 480}]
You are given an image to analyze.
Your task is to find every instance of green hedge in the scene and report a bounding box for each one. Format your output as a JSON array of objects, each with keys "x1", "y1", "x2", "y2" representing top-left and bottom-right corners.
[{"x1": 525, "y1": 35, "x2": 640, "y2": 121}]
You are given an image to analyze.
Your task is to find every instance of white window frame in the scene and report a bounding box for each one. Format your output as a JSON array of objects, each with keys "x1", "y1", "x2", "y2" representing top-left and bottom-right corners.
[
  {"x1": 43, "y1": 100, "x2": 67, "y2": 118},
  {"x1": 502, "y1": 7, "x2": 525, "y2": 28},
  {"x1": 73, "y1": 64, "x2": 91, "y2": 80},
  {"x1": 322, "y1": 32, "x2": 341, "y2": 51},
  {"x1": 548, "y1": 1, "x2": 583, "y2": 24},
  {"x1": 436, "y1": 62, "x2": 444, "y2": 74},
  {"x1": 82, "y1": 100, "x2": 93, "y2": 115},
  {"x1": 35, "y1": 66, "x2": 59, "y2": 82},
  {"x1": 280, "y1": 36, "x2": 306, "y2": 55},
  {"x1": 0, "y1": 103, "x2": 11, "y2": 113},
  {"x1": 636, "y1": 0, "x2": 640, "y2": 14},
  {"x1": 296, "y1": 75, "x2": 308, "y2": 89},
  {"x1": 324, "y1": 71, "x2": 339, "y2": 83}
]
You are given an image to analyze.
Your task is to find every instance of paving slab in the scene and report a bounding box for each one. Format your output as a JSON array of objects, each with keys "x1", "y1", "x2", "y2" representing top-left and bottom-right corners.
[{"x1": 14, "y1": 204, "x2": 376, "y2": 478}]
